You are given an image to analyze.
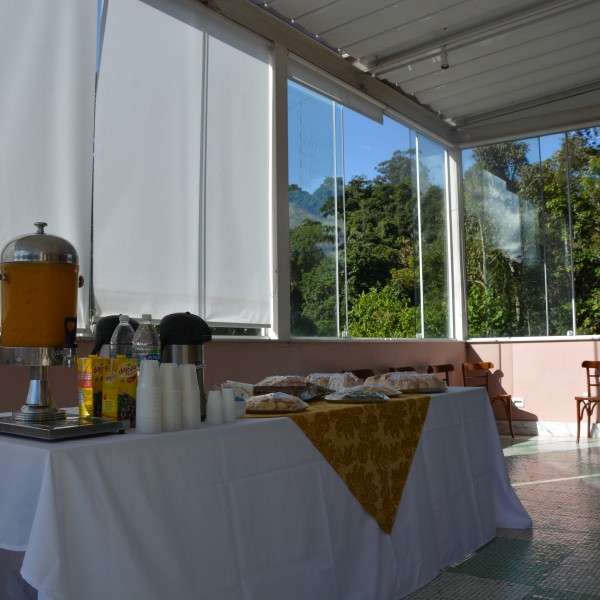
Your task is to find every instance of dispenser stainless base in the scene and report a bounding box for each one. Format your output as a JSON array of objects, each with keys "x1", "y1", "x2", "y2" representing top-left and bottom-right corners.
[
  {"x1": 0, "y1": 415, "x2": 130, "y2": 440},
  {"x1": 12, "y1": 404, "x2": 66, "y2": 421},
  {"x1": 0, "y1": 345, "x2": 73, "y2": 422},
  {"x1": 0, "y1": 346, "x2": 129, "y2": 440}
]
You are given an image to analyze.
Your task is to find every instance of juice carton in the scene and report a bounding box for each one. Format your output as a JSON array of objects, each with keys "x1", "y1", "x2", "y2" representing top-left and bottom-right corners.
[
  {"x1": 91, "y1": 356, "x2": 111, "y2": 417},
  {"x1": 102, "y1": 356, "x2": 138, "y2": 427},
  {"x1": 77, "y1": 357, "x2": 93, "y2": 418}
]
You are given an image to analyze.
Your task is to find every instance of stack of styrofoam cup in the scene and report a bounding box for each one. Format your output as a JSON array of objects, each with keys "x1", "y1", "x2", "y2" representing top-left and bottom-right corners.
[
  {"x1": 205, "y1": 390, "x2": 224, "y2": 425},
  {"x1": 136, "y1": 359, "x2": 162, "y2": 434},
  {"x1": 221, "y1": 386, "x2": 236, "y2": 423},
  {"x1": 160, "y1": 363, "x2": 182, "y2": 432},
  {"x1": 180, "y1": 364, "x2": 202, "y2": 429}
]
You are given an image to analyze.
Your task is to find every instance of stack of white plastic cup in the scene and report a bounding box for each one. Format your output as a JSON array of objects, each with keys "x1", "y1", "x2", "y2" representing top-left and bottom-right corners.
[
  {"x1": 160, "y1": 363, "x2": 182, "y2": 432},
  {"x1": 221, "y1": 386, "x2": 236, "y2": 423},
  {"x1": 180, "y1": 364, "x2": 202, "y2": 429},
  {"x1": 205, "y1": 390, "x2": 224, "y2": 425},
  {"x1": 136, "y1": 359, "x2": 162, "y2": 434}
]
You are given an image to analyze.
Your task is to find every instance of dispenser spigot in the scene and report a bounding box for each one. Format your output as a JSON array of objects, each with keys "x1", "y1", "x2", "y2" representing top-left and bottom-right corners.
[{"x1": 62, "y1": 317, "x2": 78, "y2": 366}]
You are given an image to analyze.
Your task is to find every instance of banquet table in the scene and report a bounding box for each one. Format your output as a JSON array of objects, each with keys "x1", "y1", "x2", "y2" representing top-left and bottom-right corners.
[{"x1": 0, "y1": 387, "x2": 531, "y2": 600}]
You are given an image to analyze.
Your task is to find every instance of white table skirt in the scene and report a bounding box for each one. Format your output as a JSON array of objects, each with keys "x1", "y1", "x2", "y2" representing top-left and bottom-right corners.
[{"x1": 0, "y1": 387, "x2": 531, "y2": 600}]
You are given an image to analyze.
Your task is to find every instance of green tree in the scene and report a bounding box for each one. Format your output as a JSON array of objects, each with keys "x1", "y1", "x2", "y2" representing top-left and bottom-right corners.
[
  {"x1": 289, "y1": 218, "x2": 336, "y2": 335},
  {"x1": 348, "y1": 284, "x2": 416, "y2": 337},
  {"x1": 289, "y1": 148, "x2": 448, "y2": 338},
  {"x1": 565, "y1": 131, "x2": 600, "y2": 333},
  {"x1": 463, "y1": 151, "x2": 530, "y2": 337},
  {"x1": 471, "y1": 141, "x2": 529, "y2": 193},
  {"x1": 464, "y1": 128, "x2": 600, "y2": 337}
]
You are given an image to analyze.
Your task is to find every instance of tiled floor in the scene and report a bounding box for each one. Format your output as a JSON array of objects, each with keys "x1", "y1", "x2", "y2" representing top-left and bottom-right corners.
[{"x1": 406, "y1": 435, "x2": 600, "y2": 600}]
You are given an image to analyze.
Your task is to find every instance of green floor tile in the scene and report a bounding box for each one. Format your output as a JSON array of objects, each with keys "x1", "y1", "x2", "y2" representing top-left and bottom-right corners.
[
  {"x1": 448, "y1": 538, "x2": 571, "y2": 586},
  {"x1": 407, "y1": 437, "x2": 600, "y2": 599},
  {"x1": 524, "y1": 589, "x2": 600, "y2": 599}
]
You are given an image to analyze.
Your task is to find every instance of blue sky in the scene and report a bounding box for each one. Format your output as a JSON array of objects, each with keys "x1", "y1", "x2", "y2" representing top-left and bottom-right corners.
[
  {"x1": 342, "y1": 110, "x2": 414, "y2": 183},
  {"x1": 289, "y1": 81, "x2": 568, "y2": 193},
  {"x1": 288, "y1": 81, "x2": 448, "y2": 193}
]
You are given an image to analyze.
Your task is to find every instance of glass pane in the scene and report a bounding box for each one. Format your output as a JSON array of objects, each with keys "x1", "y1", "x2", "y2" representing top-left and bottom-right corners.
[
  {"x1": 414, "y1": 133, "x2": 450, "y2": 338},
  {"x1": 569, "y1": 127, "x2": 600, "y2": 334},
  {"x1": 288, "y1": 77, "x2": 451, "y2": 339},
  {"x1": 539, "y1": 133, "x2": 573, "y2": 335},
  {"x1": 343, "y1": 115, "x2": 420, "y2": 338},
  {"x1": 288, "y1": 81, "x2": 344, "y2": 336},
  {"x1": 463, "y1": 136, "x2": 576, "y2": 338},
  {"x1": 463, "y1": 140, "x2": 544, "y2": 337}
]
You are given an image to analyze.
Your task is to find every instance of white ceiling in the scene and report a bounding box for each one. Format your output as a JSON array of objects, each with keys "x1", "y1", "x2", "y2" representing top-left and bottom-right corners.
[{"x1": 249, "y1": 0, "x2": 600, "y2": 145}]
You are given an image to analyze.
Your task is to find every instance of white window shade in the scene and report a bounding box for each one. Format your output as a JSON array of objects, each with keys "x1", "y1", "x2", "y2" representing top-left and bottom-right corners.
[
  {"x1": 93, "y1": 0, "x2": 272, "y2": 326},
  {"x1": 203, "y1": 18, "x2": 273, "y2": 327},
  {"x1": 0, "y1": 0, "x2": 96, "y2": 331},
  {"x1": 93, "y1": 0, "x2": 204, "y2": 320}
]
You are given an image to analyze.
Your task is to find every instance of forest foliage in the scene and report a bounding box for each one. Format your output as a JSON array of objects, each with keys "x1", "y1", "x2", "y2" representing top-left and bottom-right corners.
[{"x1": 289, "y1": 128, "x2": 600, "y2": 338}]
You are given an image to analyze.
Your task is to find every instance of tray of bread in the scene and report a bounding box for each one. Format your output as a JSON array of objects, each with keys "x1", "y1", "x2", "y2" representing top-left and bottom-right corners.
[
  {"x1": 253, "y1": 375, "x2": 308, "y2": 397},
  {"x1": 324, "y1": 383, "x2": 403, "y2": 404},
  {"x1": 246, "y1": 392, "x2": 309, "y2": 414},
  {"x1": 253, "y1": 375, "x2": 331, "y2": 401},
  {"x1": 325, "y1": 390, "x2": 389, "y2": 404},
  {"x1": 365, "y1": 372, "x2": 447, "y2": 393},
  {"x1": 307, "y1": 372, "x2": 363, "y2": 391}
]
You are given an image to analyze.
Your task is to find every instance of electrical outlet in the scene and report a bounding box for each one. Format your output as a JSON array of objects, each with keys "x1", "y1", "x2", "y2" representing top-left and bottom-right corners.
[{"x1": 512, "y1": 397, "x2": 524, "y2": 408}]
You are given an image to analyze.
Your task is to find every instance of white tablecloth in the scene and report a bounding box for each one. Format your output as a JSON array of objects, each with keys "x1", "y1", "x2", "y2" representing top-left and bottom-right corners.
[{"x1": 0, "y1": 387, "x2": 531, "y2": 600}]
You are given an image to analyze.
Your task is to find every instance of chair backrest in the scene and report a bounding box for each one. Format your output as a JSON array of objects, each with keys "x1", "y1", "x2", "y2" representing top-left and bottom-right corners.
[
  {"x1": 388, "y1": 366, "x2": 416, "y2": 372},
  {"x1": 343, "y1": 369, "x2": 375, "y2": 380},
  {"x1": 427, "y1": 363, "x2": 454, "y2": 385},
  {"x1": 582, "y1": 361, "x2": 600, "y2": 397},
  {"x1": 462, "y1": 362, "x2": 494, "y2": 389}
]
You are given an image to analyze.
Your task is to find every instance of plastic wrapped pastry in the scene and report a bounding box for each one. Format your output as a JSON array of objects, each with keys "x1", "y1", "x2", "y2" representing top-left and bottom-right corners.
[{"x1": 246, "y1": 392, "x2": 309, "y2": 413}]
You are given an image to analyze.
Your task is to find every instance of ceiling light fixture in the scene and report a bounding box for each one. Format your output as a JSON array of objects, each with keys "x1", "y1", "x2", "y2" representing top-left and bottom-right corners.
[{"x1": 440, "y1": 45, "x2": 449, "y2": 70}]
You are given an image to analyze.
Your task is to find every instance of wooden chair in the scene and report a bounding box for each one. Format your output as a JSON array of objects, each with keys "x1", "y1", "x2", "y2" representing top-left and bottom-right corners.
[
  {"x1": 388, "y1": 366, "x2": 415, "y2": 372},
  {"x1": 575, "y1": 361, "x2": 600, "y2": 443},
  {"x1": 342, "y1": 369, "x2": 374, "y2": 380},
  {"x1": 462, "y1": 362, "x2": 514, "y2": 438},
  {"x1": 427, "y1": 363, "x2": 454, "y2": 385}
]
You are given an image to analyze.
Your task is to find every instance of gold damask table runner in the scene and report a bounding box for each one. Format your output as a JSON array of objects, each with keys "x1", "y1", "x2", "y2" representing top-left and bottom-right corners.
[{"x1": 286, "y1": 394, "x2": 431, "y2": 534}]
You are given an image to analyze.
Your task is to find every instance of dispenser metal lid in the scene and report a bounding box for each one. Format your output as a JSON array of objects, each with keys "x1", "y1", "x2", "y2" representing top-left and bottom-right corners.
[
  {"x1": 1, "y1": 222, "x2": 79, "y2": 264},
  {"x1": 160, "y1": 312, "x2": 212, "y2": 346}
]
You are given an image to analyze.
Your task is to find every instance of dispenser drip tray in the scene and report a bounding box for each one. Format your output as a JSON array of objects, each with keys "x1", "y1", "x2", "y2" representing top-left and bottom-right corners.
[{"x1": 0, "y1": 415, "x2": 130, "y2": 440}]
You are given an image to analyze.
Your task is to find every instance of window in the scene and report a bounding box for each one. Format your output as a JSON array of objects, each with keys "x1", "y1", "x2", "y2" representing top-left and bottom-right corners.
[
  {"x1": 463, "y1": 127, "x2": 600, "y2": 337},
  {"x1": 288, "y1": 76, "x2": 450, "y2": 338}
]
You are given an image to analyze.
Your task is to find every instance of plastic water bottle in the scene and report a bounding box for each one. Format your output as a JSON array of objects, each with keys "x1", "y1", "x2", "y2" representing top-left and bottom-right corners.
[
  {"x1": 132, "y1": 314, "x2": 161, "y2": 367},
  {"x1": 109, "y1": 314, "x2": 135, "y2": 357}
]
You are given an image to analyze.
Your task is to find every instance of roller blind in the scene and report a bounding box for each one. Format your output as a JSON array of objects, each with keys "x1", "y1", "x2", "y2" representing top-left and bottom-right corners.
[
  {"x1": 93, "y1": 0, "x2": 273, "y2": 326},
  {"x1": 0, "y1": 0, "x2": 96, "y2": 331}
]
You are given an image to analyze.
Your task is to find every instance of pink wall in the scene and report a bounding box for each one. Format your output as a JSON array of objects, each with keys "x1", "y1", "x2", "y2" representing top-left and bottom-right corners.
[
  {"x1": 0, "y1": 339, "x2": 466, "y2": 413},
  {"x1": 203, "y1": 339, "x2": 467, "y2": 390},
  {"x1": 0, "y1": 338, "x2": 592, "y2": 428},
  {"x1": 468, "y1": 339, "x2": 600, "y2": 423}
]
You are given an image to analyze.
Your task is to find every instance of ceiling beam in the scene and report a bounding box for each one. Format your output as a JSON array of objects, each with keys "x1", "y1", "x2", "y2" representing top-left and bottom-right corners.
[
  {"x1": 367, "y1": 0, "x2": 595, "y2": 77},
  {"x1": 204, "y1": 0, "x2": 457, "y2": 144},
  {"x1": 453, "y1": 81, "x2": 600, "y2": 129}
]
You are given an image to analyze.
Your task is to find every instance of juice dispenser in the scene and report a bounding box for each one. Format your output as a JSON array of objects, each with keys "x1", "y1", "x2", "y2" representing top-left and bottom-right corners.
[
  {"x1": 0, "y1": 222, "x2": 82, "y2": 422},
  {"x1": 0, "y1": 223, "x2": 128, "y2": 438}
]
